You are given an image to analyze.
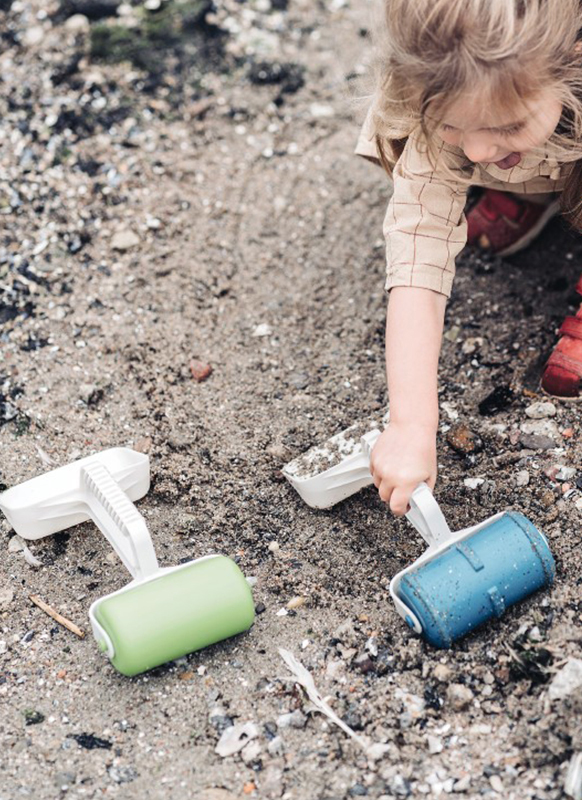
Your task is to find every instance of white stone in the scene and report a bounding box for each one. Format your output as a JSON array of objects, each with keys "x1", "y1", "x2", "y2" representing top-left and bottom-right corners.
[
  {"x1": 519, "y1": 419, "x2": 561, "y2": 439},
  {"x1": 65, "y1": 14, "x2": 90, "y2": 34},
  {"x1": 548, "y1": 659, "x2": 582, "y2": 701},
  {"x1": 515, "y1": 470, "x2": 530, "y2": 487},
  {"x1": 427, "y1": 735, "x2": 443, "y2": 754},
  {"x1": 525, "y1": 401, "x2": 556, "y2": 419},
  {"x1": 23, "y1": 26, "x2": 45, "y2": 47},
  {"x1": 464, "y1": 478, "x2": 484, "y2": 489},
  {"x1": 215, "y1": 722, "x2": 259, "y2": 757},
  {"x1": 111, "y1": 230, "x2": 140, "y2": 251},
  {"x1": 252, "y1": 323, "x2": 272, "y2": 337},
  {"x1": 309, "y1": 103, "x2": 335, "y2": 118}
]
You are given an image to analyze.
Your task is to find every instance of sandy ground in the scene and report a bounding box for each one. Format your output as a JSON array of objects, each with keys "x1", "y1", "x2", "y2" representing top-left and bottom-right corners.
[{"x1": 0, "y1": 2, "x2": 581, "y2": 799}]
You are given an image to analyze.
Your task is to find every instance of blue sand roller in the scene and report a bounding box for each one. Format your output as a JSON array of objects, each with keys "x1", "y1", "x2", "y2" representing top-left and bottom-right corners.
[
  {"x1": 283, "y1": 426, "x2": 555, "y2": 647},
  {"x1": 391, "y1": 484, "x2": 556, "y2": 648}
]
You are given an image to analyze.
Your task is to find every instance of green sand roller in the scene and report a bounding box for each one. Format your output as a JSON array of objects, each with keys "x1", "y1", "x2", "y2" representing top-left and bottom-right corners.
[{"x1": 0, "y1": 448, "x2": 255, "y2": 676}]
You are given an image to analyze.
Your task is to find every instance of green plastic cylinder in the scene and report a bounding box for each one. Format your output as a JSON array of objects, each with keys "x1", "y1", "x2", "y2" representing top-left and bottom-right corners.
[{"x1": 92, "y1": 556, "x2": 255, "y2": 676}]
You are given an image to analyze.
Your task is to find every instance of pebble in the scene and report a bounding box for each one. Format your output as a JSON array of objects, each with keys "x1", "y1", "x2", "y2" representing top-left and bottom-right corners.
[
  {"x1": 108, "y1": 766, "x2": 138, "y2": 784},
  {"x1": 23, "y1": 26, "x2": 45, "y2": 47},
  {"x1": 520, "y1": 433, "x2": 556, "y2": 451},
  {"x1": 433, "y1": 664, "x2": 453, "y2": 683},
  {"x1": 453, "y1": 775, "x2": 471, "y2": 792},
  {"x1": 309, "y1": 103, "x2": 335, "y2": 117},
  {"x1": 266, "y1": 443, "x2": 290, "y2": 461},
  {"x1": 547, "y1": 659, "x2": 582, "y2": 701},
  {"x1": 525, "y1": 401, "x2": 556, "y2": 419},
  {"x1": 446, "y1": 423, "x2": 482, "y2": 455},
  {"x1": 489, "y1": 775, "x2": 504, "y2": 793},
  {"x1": 0, "y1": 641, "x2": 7, "y2": 655},
  {"x1": 111, "y1": 229, "x2": 140, "y2": 251},
  {"x1": 215, "y1": 722, "x2": 259, "y2": 757},
  {"x1": 65, "y1": 14, "x2": 91, "y2": 34},
  {"x1": 427, "y1": 735, "x2": 443, "y2": 754},
  {"x1": 189, "y1": 360, "x2": 213, "y2": 382},
  {"x1": 446, "y1": 683, "x2": 474, "y2": 711},
  {"x1": 286, "y1": 596, "x2": 305, "y2": 610},
  {"x1": 520, "y1": 418, "x2": 561, "y2": 439},
  {"x1": 515, "y1": 469, "x2": 530, "y2": 487},
  {"x1": 276, "y1": 710, "x2": 306, "y2": 729},
  {"x1": 464, "y1": 477, "x2": 484, "y2": 489},
  {"x1": 268, "y1": 541, "x2": 280, "y2": 554},
  {"x1": 252, "y1": 323, "x2": 272, "y2": 337}
]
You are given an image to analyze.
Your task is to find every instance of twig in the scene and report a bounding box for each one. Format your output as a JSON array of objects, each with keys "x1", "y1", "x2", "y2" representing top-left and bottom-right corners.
[{"x1": 29, "y1": 595, "x2": 85, "y2": 639}]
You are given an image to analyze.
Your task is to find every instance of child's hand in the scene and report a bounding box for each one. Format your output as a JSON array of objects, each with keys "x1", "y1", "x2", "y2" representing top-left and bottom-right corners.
[{"x1": 369, "y1": 423, "x2": 437, "y2": 516}]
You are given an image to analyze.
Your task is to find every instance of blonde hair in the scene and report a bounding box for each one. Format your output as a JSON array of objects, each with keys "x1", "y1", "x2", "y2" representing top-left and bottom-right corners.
[{"x1": 370, "y1": 0, "x2": 582, "y2": 228}]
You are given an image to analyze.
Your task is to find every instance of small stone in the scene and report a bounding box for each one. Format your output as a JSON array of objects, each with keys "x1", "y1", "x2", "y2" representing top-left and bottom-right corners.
[
  {"x1": 79, "y1": 384, "x2": 103, "y2": 405},
  {"x1": 23, "y1": 26, "x2": 45, "y2": 47},
  {"x1": 252, "y1": 323, "x2": 272, "y2": 337},
  {"x1": 525, "y1": 401, "x2": 556, "y2": 419},
  {"x1": 286, "y1": 596, "x2": 305, "y2": 610},
  {"x1": 309, "y1": 103, "x2": 335, "y2": 118},
  {"x1": 215, "y1": 722, "x2": 259, "y2": 757},
  {"x1": 548, "y1": 659, "x2": 582, "y2": 701},
  {"x1": 446, "y1": 423, "x2": 482, "y2": 455},
  {"x1": 65, "y1": 14, "x2": 90, "y2": 34},
  {"x1": 489, "y1": 775, "x2": 504, "y2": 793},
  {"x1": 276, "y1": 710, "x2": 306, "y2": 729},
  {"x1": 0, "y1": 586, "x2": 14, "y2": 609},
  {"x1": 0, "y1": 641, "x2": 7, "y2": 655},
  {"x1": 555, "y1": 465, "x2": 577, "y2": 481},
  {"x1": 134, "y1": 437, "x2": 152, "y2": 454},
  {"x1": 111, "y1": 230, "x2": 140, "y2": 251},
  {"x1": 427, "y1": 735, "x2": 443, "y2": 754},
  {"x1": 268, "y1": 541, "x2": 280, "y2": 554},
  {"x1": 241, "y1": 740, "x2": 262, "y2": 765},
  {"x1": 520, "y1": 434, "x2": 556, "y2": 451},
  {"x1": 189, "y1": 360, "x2": 212, "y2": 382},
  {"x1": 464, "y1": 477, "x2": 484, "y2": 490},
  {"x1": 444, "y1": 325, "x2": 460, "y2": 342},
  {"x1": 266, "y1": 443, "x2": 290, "y2": 461},
  {"x1": 520, "y1": 418, "x2": 561, "y2": 439},
  {"x1": 446, "y1": 683, "x2": 474, "y2": 711},
  {"x1": 453, "y1": 775, "x2": 471, "y2": 792},
  {"x1": 461, "y1": 336, "x2": 483, "y2": 355},
  {"x1": 515, "y1": 470, "x2": 530, "y2": 487},
  {"x1": 563, "y1": 427, "x2": 575, "y2": 438},
  {"x1": 433, "y1": 664, "x2": 453, "y2": 682}
]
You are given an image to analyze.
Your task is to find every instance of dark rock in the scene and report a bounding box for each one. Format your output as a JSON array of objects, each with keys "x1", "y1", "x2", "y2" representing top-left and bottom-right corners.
[
  {"x1": 348, "y1": 785, "x2": 368, "y2": 797},
  {"x1": 446, "y1": 423, "x2": 483, "y2": 455},
  {"x1": 24, "y1": 709, "x2": 45, "y2": 725},
  {"x1": 478, "y1": 385, "x2": 515, "y2": 416},
  {"x1": 70, "y1": 733, "x2": 113, "y2": 750},
  {"x1": 520, "y1": 434, "x2": 556, "y2": 451}
]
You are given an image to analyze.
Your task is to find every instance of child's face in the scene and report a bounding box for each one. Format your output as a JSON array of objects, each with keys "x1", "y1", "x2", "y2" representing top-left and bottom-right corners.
[{"x1": 436, "y1": 88, "x2": 562, "y2": 169}]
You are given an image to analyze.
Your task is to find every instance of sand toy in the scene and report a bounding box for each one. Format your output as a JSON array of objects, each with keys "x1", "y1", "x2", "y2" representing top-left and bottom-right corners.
[
  {"x1": 0, "y1": 448, "x2": 255, "y2": 676},
  {"x1": 283, "y1": 424, "x2": 555, "y2": 647}
]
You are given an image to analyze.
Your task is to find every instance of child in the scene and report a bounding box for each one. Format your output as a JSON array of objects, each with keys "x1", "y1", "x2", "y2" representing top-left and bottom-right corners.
[{"x1": 356, "y1": 0, "x2": 582, "y2": 515}]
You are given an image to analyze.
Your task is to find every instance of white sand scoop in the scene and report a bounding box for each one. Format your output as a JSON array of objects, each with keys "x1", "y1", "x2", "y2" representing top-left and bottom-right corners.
[{"x1": 282, "y1": 417, "x2": 387, "y2": 509}]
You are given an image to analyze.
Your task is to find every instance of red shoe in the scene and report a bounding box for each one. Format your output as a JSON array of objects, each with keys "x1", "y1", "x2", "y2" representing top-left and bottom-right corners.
[
  {"x1": 467, "y1": 189, "x2": 560, "y2": 256},
  {"x1": 541, "y1": 274, "x2": 582, "y2": 400}
]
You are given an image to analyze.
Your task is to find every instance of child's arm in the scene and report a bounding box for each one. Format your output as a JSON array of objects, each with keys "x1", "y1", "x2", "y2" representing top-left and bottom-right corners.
[{"x1": 370, "y1": 286, "x2": 447, "y2": 515}]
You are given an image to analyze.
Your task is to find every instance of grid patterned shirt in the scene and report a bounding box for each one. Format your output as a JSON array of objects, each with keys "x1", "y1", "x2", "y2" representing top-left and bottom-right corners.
[{"x1": 356, "y1": 111, "x2": 576, "y2": 297}]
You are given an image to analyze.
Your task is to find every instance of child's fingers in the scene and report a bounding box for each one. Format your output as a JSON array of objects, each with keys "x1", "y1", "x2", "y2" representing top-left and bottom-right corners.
[{"x1": 389, "y1": 486, "x2": 412, "y2": 516}]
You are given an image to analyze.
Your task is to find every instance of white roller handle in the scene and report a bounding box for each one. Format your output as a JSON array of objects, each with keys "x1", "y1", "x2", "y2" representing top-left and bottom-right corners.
[
  {"x1": 405, "y1": 483, "x2": 452, "y2": 547},
  {"x1": 81, "y1": 462, "x2": 158, "y2": 581}
]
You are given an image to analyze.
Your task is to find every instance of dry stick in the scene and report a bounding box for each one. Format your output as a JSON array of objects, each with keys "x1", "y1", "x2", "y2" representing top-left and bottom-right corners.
[{"x1": 28, "y1": 595, "x2": 86, "y2": 639}]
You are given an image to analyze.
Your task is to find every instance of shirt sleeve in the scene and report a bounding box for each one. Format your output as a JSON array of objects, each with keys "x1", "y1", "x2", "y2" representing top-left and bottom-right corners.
[{"x1": 384, "y1": 132, "x2": 469, "y2": 298}]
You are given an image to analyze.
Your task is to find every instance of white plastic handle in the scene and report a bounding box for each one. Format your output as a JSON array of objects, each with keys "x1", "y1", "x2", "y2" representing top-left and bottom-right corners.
[
  {"x1": 405, "y1": 483, "x2": 452, "y2": 548},
  {"x1": 81, "y1": 462, "x2": 158, "y2": 580}
]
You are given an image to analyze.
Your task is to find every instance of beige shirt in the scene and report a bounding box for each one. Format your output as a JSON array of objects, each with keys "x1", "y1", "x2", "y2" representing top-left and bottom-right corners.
[{"x1": 356, "y1": 113, "x2": 574, "y2": 297}]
